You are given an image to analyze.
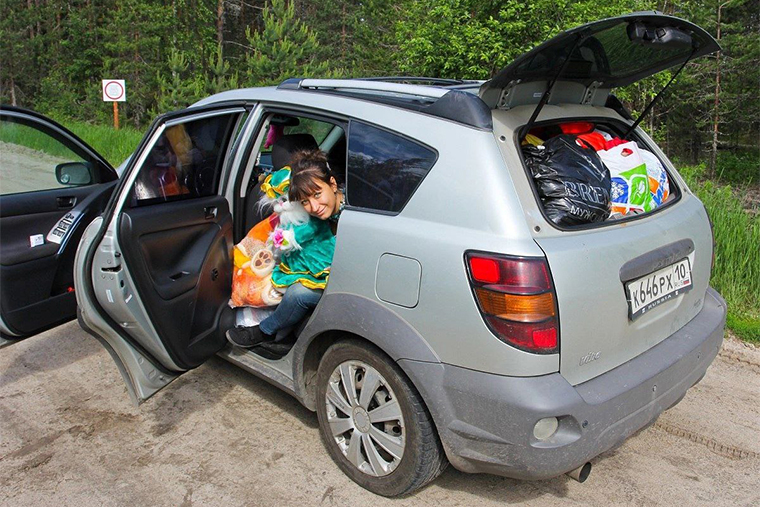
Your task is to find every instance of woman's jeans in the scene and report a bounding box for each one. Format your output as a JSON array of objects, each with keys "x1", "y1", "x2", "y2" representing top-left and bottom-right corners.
[{"x1": 259, "y1": 283, "x2": 323, "y2": 336}]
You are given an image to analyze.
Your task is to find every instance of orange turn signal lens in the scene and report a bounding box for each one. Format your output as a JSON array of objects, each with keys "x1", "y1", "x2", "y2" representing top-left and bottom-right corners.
[{"x1": 475, "y1": 289, "x2": 556, "y2": 322}]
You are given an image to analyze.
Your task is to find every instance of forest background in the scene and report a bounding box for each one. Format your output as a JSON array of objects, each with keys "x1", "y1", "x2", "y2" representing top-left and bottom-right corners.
[{"x1": 1, "y1": 0, "x2": 759, "y2": 340}]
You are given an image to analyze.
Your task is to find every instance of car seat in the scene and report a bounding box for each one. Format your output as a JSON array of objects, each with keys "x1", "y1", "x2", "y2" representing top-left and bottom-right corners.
[{"x1": 244, "y1": 133, "x2": 319, "y2": 231}]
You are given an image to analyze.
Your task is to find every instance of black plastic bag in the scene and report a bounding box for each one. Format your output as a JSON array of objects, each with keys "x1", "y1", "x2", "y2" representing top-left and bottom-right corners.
[{"x1": 524, "y1": 135, "x2": 611, "y2": 226}]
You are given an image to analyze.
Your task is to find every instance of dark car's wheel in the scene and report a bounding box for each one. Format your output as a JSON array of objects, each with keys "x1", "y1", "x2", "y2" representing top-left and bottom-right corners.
[{"x1": 315, "y1": 340, "x2": 447, "y2": 497}]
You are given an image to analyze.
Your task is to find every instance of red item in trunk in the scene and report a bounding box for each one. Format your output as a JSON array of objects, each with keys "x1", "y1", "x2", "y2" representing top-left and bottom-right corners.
[
  {"x1": 605, "y1": 137, "x2": 627, "y2": 150},
  {"x1": 577, "y1": 132, "x2": 607, "y2": 151},
  {"x1": 559, "y1": 122, "x2": 594, "y2": 135}
]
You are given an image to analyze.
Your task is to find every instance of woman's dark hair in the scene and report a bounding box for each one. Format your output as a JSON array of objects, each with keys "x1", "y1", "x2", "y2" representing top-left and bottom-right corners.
[{"x1": 288, "y1": 149, "x2": 333, "y2": 202}]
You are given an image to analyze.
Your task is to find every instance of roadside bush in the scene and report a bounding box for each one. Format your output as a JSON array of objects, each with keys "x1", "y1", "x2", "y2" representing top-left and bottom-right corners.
[
  {"x1": 715, "y1": 149, "x2": 760, "y2": 185},
  {"x1": 680, "y1": 163, "x2": 760, "y2": 342}
]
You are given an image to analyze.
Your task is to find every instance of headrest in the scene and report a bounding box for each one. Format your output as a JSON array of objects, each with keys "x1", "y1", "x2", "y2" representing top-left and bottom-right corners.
[{"x1": 271, "y1": 134, "x2": 319, "y2": 170}]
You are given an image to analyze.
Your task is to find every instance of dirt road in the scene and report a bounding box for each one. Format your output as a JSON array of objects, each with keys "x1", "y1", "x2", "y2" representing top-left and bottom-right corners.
[
  {"x1": 1, "y1": 323, "x2": 758, "y2": 506},
  {"x1": 0, "y1": 141, "x2": 71, "y2": 195}
]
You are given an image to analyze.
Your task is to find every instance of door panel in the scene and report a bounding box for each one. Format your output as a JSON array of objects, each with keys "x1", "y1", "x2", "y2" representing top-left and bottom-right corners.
[
  {"x1": 76, "y1": 104, "x2": 248, "y2": 403},
  {"x1": 118, "y1": 196, "x2": 233, "y2": 369},
  {"x1": 0, "y1": 106, "x2": 117, "y2": 337},
  {"x1": 0, "y1": 183, "x2": 117, "y2": 335}
]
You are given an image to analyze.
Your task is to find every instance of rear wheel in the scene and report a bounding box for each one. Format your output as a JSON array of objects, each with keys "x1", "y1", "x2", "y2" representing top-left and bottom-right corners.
[{"x1": 315, "y1": 340, "x2": 447, "y2": 497}]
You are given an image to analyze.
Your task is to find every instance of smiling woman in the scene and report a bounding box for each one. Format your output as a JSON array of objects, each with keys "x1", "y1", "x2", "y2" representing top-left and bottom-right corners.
[{"x1": 226, "y1": 151, "x2": 343, "y2": 354}]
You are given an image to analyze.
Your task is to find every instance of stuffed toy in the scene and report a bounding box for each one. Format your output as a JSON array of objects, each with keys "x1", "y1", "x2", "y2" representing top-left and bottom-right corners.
[
  {"x1": 230, "y1": 213, "x2": 283, "y2": 308},
  {"x1": 262, "y1": 168, "x2": 336, "y2": 291},
  {"x1": 229, "y1": 166, "x2": 336, "y2": 307}
]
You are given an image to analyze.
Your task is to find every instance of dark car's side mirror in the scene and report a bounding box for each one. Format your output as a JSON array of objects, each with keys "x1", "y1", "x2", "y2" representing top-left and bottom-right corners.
[
  {"x1": 627, "y1": 22, "x2": 693, "y2": 49},
  {"x1": 56, "y1": 161, "x2": 94, "y2": 186}
]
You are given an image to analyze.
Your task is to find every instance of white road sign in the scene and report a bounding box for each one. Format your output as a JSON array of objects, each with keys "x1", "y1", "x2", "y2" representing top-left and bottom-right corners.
[{"x1": 102, "y1": 80, "x2": 126, "y2": 102}]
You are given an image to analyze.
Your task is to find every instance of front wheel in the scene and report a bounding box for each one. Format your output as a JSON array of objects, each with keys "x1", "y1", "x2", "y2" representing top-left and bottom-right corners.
[{"x1": 315, "y1": 340, "x2": 447, "y2": 497}]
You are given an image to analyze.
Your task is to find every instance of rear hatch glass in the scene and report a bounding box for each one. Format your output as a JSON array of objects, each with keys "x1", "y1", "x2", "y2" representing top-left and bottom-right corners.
[{"x1": 480, "y1": 12, "x2": 720, "y2": 105}]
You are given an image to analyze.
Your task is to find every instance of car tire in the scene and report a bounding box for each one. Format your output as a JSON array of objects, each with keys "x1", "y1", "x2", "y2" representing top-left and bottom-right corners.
[{"x1": 315, "y1": 339, "x2": 447, "y2": 497}]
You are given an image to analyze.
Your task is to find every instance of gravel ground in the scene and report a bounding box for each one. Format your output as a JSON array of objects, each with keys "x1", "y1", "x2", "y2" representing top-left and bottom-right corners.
[
  {"x1": 1, "y1": 323, "x2": 758, "y2": 506},
  {"x1": 0, "y1": 141, "x2": 70, "y2": 195}
]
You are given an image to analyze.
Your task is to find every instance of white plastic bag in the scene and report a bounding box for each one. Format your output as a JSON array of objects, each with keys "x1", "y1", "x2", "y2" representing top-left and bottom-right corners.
[{"x1": 598, "y1": 141, "x2": 655, "y2": 215}]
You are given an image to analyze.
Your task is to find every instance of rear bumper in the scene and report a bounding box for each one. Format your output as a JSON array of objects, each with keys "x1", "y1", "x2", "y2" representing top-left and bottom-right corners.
[{"x1": 400, "y1": 287, "x2": 726, "y2": 480}]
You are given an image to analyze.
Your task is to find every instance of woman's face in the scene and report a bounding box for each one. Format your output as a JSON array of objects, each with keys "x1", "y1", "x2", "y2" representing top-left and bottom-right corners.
[{"x1": 299, "y1": 176, "x2": 340, "y2": 220}]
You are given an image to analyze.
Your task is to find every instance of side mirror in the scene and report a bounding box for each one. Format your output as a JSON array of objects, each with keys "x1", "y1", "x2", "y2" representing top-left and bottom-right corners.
[
  {"x1": 627, "y1": 22, "x2": 693, "y2": 49},
  {"x1": 56, "y1": 161, "x2": 94, "y2": 186}
]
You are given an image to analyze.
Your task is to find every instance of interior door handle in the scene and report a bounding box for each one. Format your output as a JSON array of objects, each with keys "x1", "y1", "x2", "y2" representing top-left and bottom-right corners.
[
  {"x1": 169, "y1": 271, "x2": 189, "y2": 280},
  {"x1": 204, "y1": 206, "x2": 217, "y2": 219},
  {"x1": 57, "y1": 196, "x2": 76, "y2": 208}
]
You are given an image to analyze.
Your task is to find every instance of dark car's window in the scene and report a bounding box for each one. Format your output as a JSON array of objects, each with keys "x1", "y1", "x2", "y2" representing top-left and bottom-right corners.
[
  {"x1": 131, "y1": 113, "x2": 237, "y2": 206},
  {"x1": 346, "y1": 122, "x2": 437, "y2": 213}
]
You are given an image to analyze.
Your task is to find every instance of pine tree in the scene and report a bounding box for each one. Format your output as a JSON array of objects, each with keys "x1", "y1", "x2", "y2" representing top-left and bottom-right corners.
[
  {"x1": 201, "y1": 44, "x2": 239, "y2": 96},
  {"x1": 155, "y1": 48, "x2": 202, "y2": 113},
  {"x1": 243, "y1": 0, "x2": 329, "y2": 86}
]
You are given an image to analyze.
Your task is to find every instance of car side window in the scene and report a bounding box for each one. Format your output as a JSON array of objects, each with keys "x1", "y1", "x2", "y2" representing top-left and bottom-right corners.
[
  {"x1": 346, "y1": 121, "x2": 437, "y2": 213},
  {"x1": 0, "y1": 118, "x2": 89, "y2": 195},
  {"x1": 131, "y1": 114, "x2": 238, "y2": 206}
]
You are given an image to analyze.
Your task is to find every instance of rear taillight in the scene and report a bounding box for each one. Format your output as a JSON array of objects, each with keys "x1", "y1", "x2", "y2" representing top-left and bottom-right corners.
[{"x1": 466, "y1": 252, "x2": 559, "y2": 354}]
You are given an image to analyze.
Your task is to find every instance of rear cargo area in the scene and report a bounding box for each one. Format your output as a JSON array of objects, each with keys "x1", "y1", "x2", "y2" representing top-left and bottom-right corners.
[
  {"x1": 519, "y1": 118, "x2": 678, "y2": 228},
  {"x1": 492, "y1": 105, "x2": 713, "y2": 385}
]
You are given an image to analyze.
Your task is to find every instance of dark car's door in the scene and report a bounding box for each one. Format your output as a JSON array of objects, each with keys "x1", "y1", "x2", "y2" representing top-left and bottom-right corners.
[
  {"x1": 75, "y1": 103, "x2": 250, "y2": 403},
  {"x1": 0, "y1": 106, "x2": 118, "y2": 344}
]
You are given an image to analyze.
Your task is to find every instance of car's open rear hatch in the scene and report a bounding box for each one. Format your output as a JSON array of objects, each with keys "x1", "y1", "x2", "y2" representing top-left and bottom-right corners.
[{"x1": 479, "y1": 12, "x2": 720, "y2": 112}]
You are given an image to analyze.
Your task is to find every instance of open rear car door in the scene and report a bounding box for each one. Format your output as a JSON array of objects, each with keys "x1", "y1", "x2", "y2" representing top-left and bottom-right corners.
[
  {"x1": 1, "y1": 106, "x2": 118, "y2": 346},
  {"x1": 480, "y1": 13, "x2": 722, "y2": 386},
  {"x1": 479, "y1": 11, "x2": 720, "y2": 111},
  {"x1": 75, "y1": 103, "x2": 249, "y2": 404}
]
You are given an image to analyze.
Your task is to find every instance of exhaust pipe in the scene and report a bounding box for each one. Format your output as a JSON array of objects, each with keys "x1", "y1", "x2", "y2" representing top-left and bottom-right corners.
[{"x1": 566, "y1": 462, "x2": 592, "y2": 483}]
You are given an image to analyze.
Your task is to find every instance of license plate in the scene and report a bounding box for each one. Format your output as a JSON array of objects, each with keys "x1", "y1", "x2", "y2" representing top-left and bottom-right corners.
[{"x1": 626, "y1": 258, "x2": 693, "y2": 320}]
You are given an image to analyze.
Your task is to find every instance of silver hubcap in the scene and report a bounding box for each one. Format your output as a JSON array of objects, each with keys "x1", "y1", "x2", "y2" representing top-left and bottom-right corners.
[{"x1": 325, "y1": 360, "x2": 405, "y2": 477}]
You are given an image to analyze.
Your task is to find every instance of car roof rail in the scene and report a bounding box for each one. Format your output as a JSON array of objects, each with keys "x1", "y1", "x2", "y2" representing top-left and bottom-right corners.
[
  {"x1": 358, "y1": 76, "x2": 469, "y2": 86},
  {"x1": 277, "y1": 78, "x2": 493, "y2": 130},
  {"x1": 279, "y1": 78, "x2": 449, "y2": 99}
]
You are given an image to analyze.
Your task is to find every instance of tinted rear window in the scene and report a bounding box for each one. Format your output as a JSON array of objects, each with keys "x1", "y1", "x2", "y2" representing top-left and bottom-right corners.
[
  {"x1": 346, "y1": 122, "x2": 437, "y2": 213},
  {"x1": 131, "y1": 114, "x2": 237, "y2": 206},
  {"x1": 514, "y1": 22, "x2": 696, "y2": 85}
]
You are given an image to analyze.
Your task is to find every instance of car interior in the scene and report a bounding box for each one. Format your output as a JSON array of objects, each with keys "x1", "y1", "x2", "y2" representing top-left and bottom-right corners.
[{"x1": 235, "y1": 111, "x2": 347, "y2": 359}]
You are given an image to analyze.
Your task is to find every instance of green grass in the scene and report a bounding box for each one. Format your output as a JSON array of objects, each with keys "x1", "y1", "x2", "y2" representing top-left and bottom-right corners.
[
  {"x1": 0, "y1": 121, "x2": 80, "y2": 159},
  {"x1": 679, "y1": 163, "x2": 760, "y2": 343},
  {"x1": 63, "y1": 121, "x2": 143, "y2": 167},
  {"x1": 714, "y1": 149, "x2": 760, "y2": 186},
  {"x1": 0, "y1": 118, "x2": 143, "y2": 168}
]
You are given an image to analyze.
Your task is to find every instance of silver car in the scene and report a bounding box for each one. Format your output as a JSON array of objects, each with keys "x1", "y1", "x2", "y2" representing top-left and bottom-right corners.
[{"x1": 60, "y1": 12, "x2": 727, "y2": 497}]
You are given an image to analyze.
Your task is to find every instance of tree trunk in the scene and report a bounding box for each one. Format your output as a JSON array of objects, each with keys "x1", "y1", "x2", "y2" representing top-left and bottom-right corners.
[
  {"x1": 341, "y1": 1, "x2": 346, "y2": 63},
  {"x1": 710, "y1": 1, "x2": 729, "y2": 178},
  {"x1": 217, "y1": 0, "x2": 224, "y2": 48},
  {"x1": 27, "y1": 0, "x2": 34, "y2": 38},
  {"x1": 10, "y1": 76, "x2": 17, "y2": 106}
]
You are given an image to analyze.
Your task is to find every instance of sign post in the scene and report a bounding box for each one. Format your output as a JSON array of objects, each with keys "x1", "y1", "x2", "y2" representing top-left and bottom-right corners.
[{"x1": 102, "y1": 79, "x2": 126, "y2": 130}]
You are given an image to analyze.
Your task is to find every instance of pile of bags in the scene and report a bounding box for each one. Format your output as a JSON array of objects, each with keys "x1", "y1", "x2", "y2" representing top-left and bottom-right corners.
[{"x1": 523, "y1": 122, "x2": 669, "y2": 226}]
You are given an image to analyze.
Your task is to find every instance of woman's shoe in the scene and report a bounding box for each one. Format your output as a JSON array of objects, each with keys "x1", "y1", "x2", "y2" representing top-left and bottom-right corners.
[{"x1": 226, "y1": 326, "x2": 273, "y2": 348}]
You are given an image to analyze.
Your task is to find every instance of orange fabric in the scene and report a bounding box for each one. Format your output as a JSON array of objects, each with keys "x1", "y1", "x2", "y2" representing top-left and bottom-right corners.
[{"x1": 230, "y1": 214, "x2": 282, "y2": 308}]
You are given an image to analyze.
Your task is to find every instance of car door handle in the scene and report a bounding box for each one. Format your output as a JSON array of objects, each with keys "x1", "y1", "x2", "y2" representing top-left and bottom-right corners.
[
  {"x1": 169, "y1": 271, "x2": 190, "y2": 280},
  {"x1": 204, "y1": 206, "x2": 217, "y2": 219},
  {"x1": 57, "y1": 196, "x2": 76, "y2": 208}
]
